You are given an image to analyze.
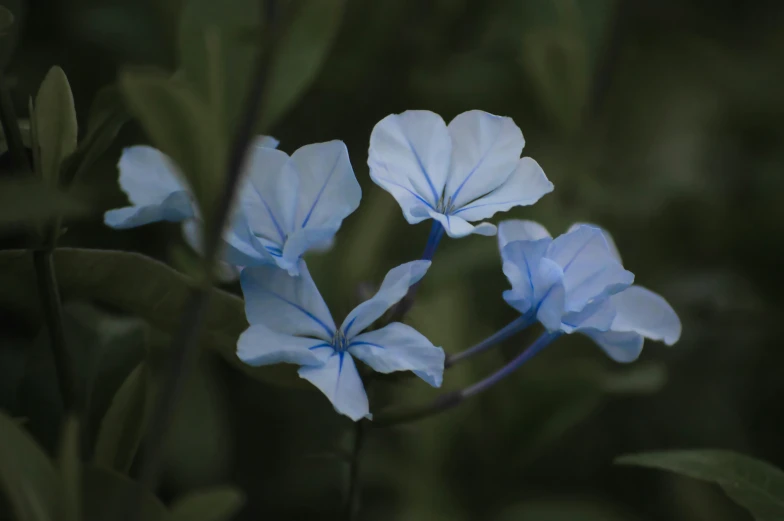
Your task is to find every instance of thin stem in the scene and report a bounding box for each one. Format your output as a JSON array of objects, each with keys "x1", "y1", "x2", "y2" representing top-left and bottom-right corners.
[
  {"x1": 445, "y1": 313, "x2": 534, "y2": 368},
  {"x1": 344, "y1": 420, "x2": 366, "y2": 521},
  {"x1": 131, "y1": 0, "x2": 280, "y2": 510},
  {"x1": 374, "y1": 331, "x2": 561, "y2": 428},
  {"x1": 421, "y1": 220, "x2": 445, "y2": 261}
]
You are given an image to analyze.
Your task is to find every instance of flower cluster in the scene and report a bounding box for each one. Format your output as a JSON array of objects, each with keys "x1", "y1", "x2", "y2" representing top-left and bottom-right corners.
[{"x1": 105, "y1": 109, "x2": 681, "y2": 421}]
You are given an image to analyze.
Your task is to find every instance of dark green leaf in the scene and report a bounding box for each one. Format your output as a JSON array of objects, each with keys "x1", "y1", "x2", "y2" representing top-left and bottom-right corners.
[
  {"x1": 0, "y1": 117, "x2": 30, "y2": 155},
  {"x1": 496, "y1": 499, "x2": 638, "y2": 521},
  {"x1": 58, "y1": 417, "x2": 81, "y2": 521},
  {"x1": 0, "y1": 179, "x2": 91, "y2": 233},
  {"x1": 0, "y1": 6, "x2": 14, "y2": 35},
  {"x1": 81, "y1": 464, "x2": 167, "y2": 521},
  {"x1": 0, "y1": 1, "x2": 22, "y2": 69},
  {"x1": 0, "y1": 248, "x2": 302, "y2": 388},
  {"x1": 0, "y1": 410, "x2": 61, "y2": 521},
  {"x1": 168, "y1": 486, "x2": 245, "y2": 521},
  {"x1": 34, "y1": 66, "x2": 78, "y2": 184},
  {"x1": 616, "y1": 450, "x2": 784, "y2": 521},
  {"x1": 93, "y1": 362, "x2": 149, "y2": 473}
]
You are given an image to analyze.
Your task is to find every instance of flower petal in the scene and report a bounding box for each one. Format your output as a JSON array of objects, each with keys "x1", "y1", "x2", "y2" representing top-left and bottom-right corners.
[
  {"x1": 368, "y1": 110, "x2": 451, "y2": 218},
  {"x1": 563, "y1": 297, "x2": 616, "y2": 333},
  {"x1": 182, "y1": 216, "x2": 275, "y2": 269},
  {"x1": 240, "y1": 261, "x2": 336, "y2": 340},
  {"x1": 610, "y1": 286, "x2": 681, "y2": 345},
  {"x1": 547, "y1": 225, "x2": 634, "y2": 312},
  {"x1": 567, "y1": 222, "x2": 622, "y2": 263},
  {"x1": 579, "y1": 329, "x2": 644, "y2": 363},
  {"x1": 289, "y1": 141, "x2": 361, "y2": 230},
  {"x1": 533, "y1": 258, "x2": 567, "y2": 331},
  {"x1": 445, "y1": 110, "x2": 525, "y2": 209},
  {"x1": 428, "y1": 210, "x2": 497, "y2": 238},
  {"x1": 453, "y1": 157, "x2": 553, "y2": 222},
  {"x1": 348, "y1": 323, "x2": 445, "y2": 387},
  {"x1": 500, "y1": 237, "x2": 553, "y2": 315},
  {"x1": 104, "y1": 146, "x2": 194, "y2": 229},
  {"x1": 279, "y1": 227, "x2": 338, "y2": 275},
  {"x1": 298, "y1": 353, "x2": 370, "y2": 421},
  {"x1": 497, "y1": 219, "x2": 552, "y2": 250},
  {"x1": 237, "y1": 324, "x2": 334, "y2": 366},
  {"x1": 340, "y1": 260, "x2": 431, "y2": 336}
]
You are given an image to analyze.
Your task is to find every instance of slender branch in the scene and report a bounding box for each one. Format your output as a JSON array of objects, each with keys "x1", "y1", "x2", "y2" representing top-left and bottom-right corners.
[
  {"x1": 445, "y1": 313, "x2": 534, "y2": 368},
  {"x1": 344, "y1": 420, "x2": 366, "y2": 521},
  {"x1": 131, "y1": 0, "x2": 281, "y2": 509}
]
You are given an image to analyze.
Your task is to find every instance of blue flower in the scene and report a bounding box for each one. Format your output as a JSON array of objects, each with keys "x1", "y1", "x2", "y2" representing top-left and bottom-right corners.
[
  {"x1": 498, "y1": 220, "x2": 681, "y2": 362},
  {"x1": 237, "y1": 260, "x2": 445, "y2": 421},
  {"x1": 105, "y1": 137, "x2": 361, "y2": 276},
  {"x1": 368, "y1": 110, "x2": 553, "y2": 238}
]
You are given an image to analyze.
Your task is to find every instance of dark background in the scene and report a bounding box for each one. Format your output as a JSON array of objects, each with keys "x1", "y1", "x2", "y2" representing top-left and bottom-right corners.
[{"x1": 1, "y1": 0, "x2": 783, "y2": 520}]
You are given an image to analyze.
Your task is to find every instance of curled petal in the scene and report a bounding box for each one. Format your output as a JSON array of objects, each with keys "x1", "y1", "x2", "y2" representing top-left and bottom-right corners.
[
  {"x1": 610, "y1": 286, "x2": 681, "y2": 345},
  {"x1": 445, "y1": 110, "x2": 526, "y2": 208},
  {"x1": 428, "y1": 210, "x2": 496, "y2": 238},
  {"x1": 240, "y1": 261, "x2": 336, "y2": 340},
  {"x1": 241, "y1": 145, "x2": 296, "y2": 243},
  {"x1": 237, "y1": 324, "x2": 334, "y2": 367},
  {"x1": 340, "y1": 260, "x2": 431, "y2": 336},
  {"x1": 563, "y1": 298, "x2": 616, "y2": 333},
  {"x1": 500, "y1": 238, "x2": 552, "y2": 315},
  {"x1": 497, "y1": 219, "x2": 552, "y2": 250},
  {"x1": 567, "y1": 222, "x2": 622, "y2": 263},
  {"x1": 580, "y1": 329, "x2": 644, "y2": 363},
  {"x1": 298, "y1": 353, "x2": 370, "y2": 421},
  {"x1": 533, "y1": 259, "x2": 567, "y2": 331},
  {"x1": 349, "y1": 323, "x2": 445, "y2": 387}
]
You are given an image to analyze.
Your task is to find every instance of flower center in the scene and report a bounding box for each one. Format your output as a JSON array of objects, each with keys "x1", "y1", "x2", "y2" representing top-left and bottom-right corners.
[
  {"x1": 332, "y1": 330, "x2": 350, "y2": 353},
  {"x1": 435, "y1": 194, "x2": 457, "y2": 214}
]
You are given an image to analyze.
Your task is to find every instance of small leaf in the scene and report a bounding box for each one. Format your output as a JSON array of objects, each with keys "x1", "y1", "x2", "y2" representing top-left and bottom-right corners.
[
  {"x1": 168, "y1": 486, "x2": 245, "y2": 521},
  {"x1": 616, "y1": 450, "x2": 784, "y2": 521},
  {"x1": 0, "y1": 410, "x2": 61, "y2": 521},
  {"x1": 93, "y1": 362, "x2": 149, "y2": 473},
  {"x1": 34, "y1": 66, "x2": 78, "y2": 184},
  {"x1": 58, "y1": 417, "x2": 81, "y2": 521},
  {"x1": 81, "y1": 464, "x2": 167, "y2": 521},
  {"x1": 118, "y1": 68, "x2": 224, "y2": 223}
]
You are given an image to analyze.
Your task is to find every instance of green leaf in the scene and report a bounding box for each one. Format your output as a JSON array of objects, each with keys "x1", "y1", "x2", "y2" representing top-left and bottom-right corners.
[
  {"x1": 58, "y1": 417, "x2": 81, "y2": 521},
  {"x1": 33, "y1": 66, "x2": 78, "y2": 184},
  {"x1": 93, "y1": 362, "x2": 150, "y2": 473},
  {"x1": 81, "y1": 464, "x2": 167, "y2": 521},
  {"x1": 0, "y1": 6, "x2": 14, "y2": 35},
  {"x1": 496, "y1": 498, "x2": 637, "y2": 521},
  {"x1": 0, "y1": 248, "x2": 301, "y2": 388},
  {"x1": 616, "y1": 450, "x2": 784, "y2": 521},
  {"x1": 0, "y1": 178, "x2": 92, "y2": 233},
  {"x1": 118, "y1": 68, "x2": 224, "y2": 222},
  {"x1": 168, "y1": 486, "x2": 245, "y2": 521},
  {"x1": 0, "y1": 410, "x2": 61, "y2": 521}
]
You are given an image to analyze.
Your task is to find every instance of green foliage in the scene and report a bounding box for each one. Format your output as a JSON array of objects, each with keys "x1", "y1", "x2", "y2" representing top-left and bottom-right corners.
[
  {"x1": 0, "y1": 178, "x2": 91, "y2": 233},
  {"x1": 616, "y1": 450, "x2": 784, "y2": 521},
  {"x1": 33, "y1": 66, "x2": 78, "y2": 185},
  {"x1": 81, "y1": 465, "x2": 167, "y2": 521},
  {"x1": 58, "y1": 417, "x2": 81, "y2": 521},
  {"x1": 168, "y1": 486, "x2": 245, "y2": 521}
]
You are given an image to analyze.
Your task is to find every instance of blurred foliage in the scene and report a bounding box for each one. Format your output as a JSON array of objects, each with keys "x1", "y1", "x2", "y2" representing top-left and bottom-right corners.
[{"x1": 0, "y1": 0, "x2": 783, "y2": 520}]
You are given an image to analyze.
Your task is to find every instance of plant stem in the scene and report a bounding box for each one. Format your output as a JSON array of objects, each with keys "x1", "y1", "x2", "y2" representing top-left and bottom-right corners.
[
  {"x1": 344, "y1": 420, "x2": 366, "y2": 521},
  {"x1": 131, "y1": 0, "x2": 281, "y2": 510},
  {"x1": 445, "y1": 313, "x2": 535, "y2": 368}
]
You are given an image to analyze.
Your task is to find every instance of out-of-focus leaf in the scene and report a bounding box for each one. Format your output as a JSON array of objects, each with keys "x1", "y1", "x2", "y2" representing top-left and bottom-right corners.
[
  {"x1": 118, "y1": 68, "x2": 224, "y2": 221},
  {"x1": 58, "y1": 417, "x2": 81, "y2": 521},
  {"x1": 0, "y1": 117, "x2": 31, "y2": 155},
  {"x1": 0, "y1": 335, "x2": 27, "y2": 411},
  {"x1": 0, "y1": 179, "x2": 91, "y2": 232},
  {"x1": 0, "y1": 6, "x2": 13, "y2": 34},
  {"x1": 496, "y1": 498, "x2": 637, "y2": 521},
  {"x1": 0, "y1": 0, "x2": 22, "y2": 69},
  {"x1": 616, "y1": 450, "x2": 784, "y2": 521},
  {"x1": 81, "y1": 464, "x2": 167, "y2": 521},
  {"x1": 0, "y1": 248, "x2": 302, "y2": 388},
  {"x1": 168, "y1": 486, "x2": 245, "y2": 521},
  {"x1": 34, "y1": 66, "x2": 78, "y2": 184},
  {"x1": 0, "y1": 410, "x2": 61, "y2": 521},
  {"x1": 93, "y1": 362, "x2": 149, "y2": 474}
]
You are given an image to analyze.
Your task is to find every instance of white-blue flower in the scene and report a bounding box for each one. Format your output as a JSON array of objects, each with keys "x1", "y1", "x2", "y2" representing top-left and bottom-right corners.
[
  {"x1": 368, "y1": 110, "x2": 553, "y2": 238},
  {"x1": 105, "y1": 137, "x2": 361, "y2": 276},
  {"x1": 498, "y1": 220, "x2": 681, "y2": 362},
  {"x1": 237, "y1": 260, "x2": 445, "y2": 421}
]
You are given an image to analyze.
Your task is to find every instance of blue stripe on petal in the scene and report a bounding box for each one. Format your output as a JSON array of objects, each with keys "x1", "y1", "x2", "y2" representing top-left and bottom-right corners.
[
  {"x1": 262, "y1": 289, "x2": 335, "y2": 338},
  {"x1": 301, "y1": 152, "x2": 342, "y2": 228}
]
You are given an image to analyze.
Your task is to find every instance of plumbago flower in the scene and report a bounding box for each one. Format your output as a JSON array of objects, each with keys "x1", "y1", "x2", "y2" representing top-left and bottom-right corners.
[
  {"x1": 498, "y1": 220, "x2": 681, "y2": 362},
  {"x1": 368, "y1": 110, "x2": 553, "y2": 239},
  {"x1": 237, "y1": 260, "x2": 445, "y2": 420},
  {"x1": 104, "y1": 137, "x2": 360, "y2": 275}
]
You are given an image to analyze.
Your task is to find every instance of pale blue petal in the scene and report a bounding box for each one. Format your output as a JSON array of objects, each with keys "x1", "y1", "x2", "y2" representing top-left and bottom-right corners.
[
  {"x1": 562, "y1": 298, "x2": 616, "y2": 333},
  {"x1": 256, "y1": 135, "x2": 280, "y2": 149},
  {"x1": 453, "y1": 157, "x2": 553, "y2": 222},
  {"x1": 497, "y1": 219, "x2": 552, "y2": 250},
  {"x1": 240, "y1": 144, "x2": 297, "y2": 243},
  {"x1": 278, "y1": 227, "x2": 337, "y2": 275},
  {"x1": 298, "y1": 353, "x2": 370, "y2": 421},
  {"x1": 237, "y1": 324, "x2": 334, "y2": 366},
  {"x1": 500, "y1": 238, "x2": 552, "y2": 314},
  {"x1": 105, "y1": 191, "x2": 193, "y2": 229},
  {"x1": 340, "y1": 261, "x2": 431, "y2": 336},
  {"x1": 348, "y1": 323, "x2": 445, "y2": 387},
  {"x1": 289, "y1": 141, "x2": 361, "y2": 231},
  {"x1": 567, "y1": 222, "x2": 621, "y2": 262},
  {"x1": 427, "y1": 210, "x2": 496, "y2": 238},
  {"x1": 240, "y1": 261, "x2": 336, "y2": 340},
  {"x1": 444, "y1": 110, "x2": 525, "y2": 208},
  {"x1": 368, "y1": 110, "x2": 451, "y2": 217},
  {"x1": 534, "y1": 258, "x2": 567, "y2": 331},
  {"x1": 182, "y1": 217, "x2": 275, "y2": 269},
  {"x1": 547, "y1": 225, "x2": 634, "y2": 312},
  {"x1": 579, "y1": 329, "x2": 644, "y2": 363},
  {"x1": 610, "y1": 286, "x2": 681, "y2": 345}
]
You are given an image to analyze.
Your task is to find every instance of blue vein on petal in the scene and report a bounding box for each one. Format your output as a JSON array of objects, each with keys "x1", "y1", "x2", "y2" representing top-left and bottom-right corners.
[
  {"x1": 257, "y1": 193, "x2": 287, "y2": 243},
  {"x1": 561, "y1": 233, "x2": 597, "y2": 272},
  {"x1": 335, "y1": 352, "x2": 345, "y2": 396},
  {"x1": 259, "y1": 288, "x2": 334, "y2": 337},
  {"x1": 309, "y1": 342, "x2": 333, "y2": 351},
  {"x1": 301, "y1": 151, "x2": 342, "y2": 228},
  {"x1": 378, "y1": 177, "x2": 434, "y2": 210},
  {"x1": 265, "y1": 245, "x2": 283, "y2": 257},
  {"x1": 348, "y1": 341, "x2": 386, "y2": 349},
  {"x1": 342, "y1": 316, "x2": 358, "y2": 337},
  {"x1": 450, "y1": 124, "x2": 505, "y2": 203},
  {"x1": 396, "y1": 119, "x2": 440, "y2": 204}
]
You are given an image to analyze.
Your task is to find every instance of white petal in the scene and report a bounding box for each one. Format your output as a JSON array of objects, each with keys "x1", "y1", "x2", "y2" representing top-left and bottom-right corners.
[
  {"x1": 453, "y1": 157, "x2": 553, "y2": 222},
  {"x1": 368, "y1": 111, "x2": 451, "y2": 217},
  {"x1": 500, "y1": 237, "x2": 552, "y2": 314},
  {"x1": 240, "y1": 261, "x2": 336, "y2": 340},
  {"x1": 547, "y1": 225, "x2": 633, "y2": 312},
  {"x1": 567, "y1": 222, "x2": 622, "y2": 263},
  {"x1": 237, "y1": 324, "x2": 334, "y2": 366},
  {"x1": 348, "y1": 323, "x2": 445, "y2": 387},
  {"x1": 579, "y1": 329, "x2": 644, "y2": 363},
  {"x1": 428, "y1": 210, "x2": 497, "y2": 238},
  {"x1": 298, "y1": 353, "x2": 370, "y2": 421},
  {"x1": 444, "y1": 110, "x2": 525, "y2": 208},
  {"x1": 497, "y1": 219, "x2": 552, "y2": 250},
  {"x1": 278, "y1": 227, "x2": 337, "y2": 275},
  {"x1": 610, "y1": 286, "x2": 681, "y2": 345},
  {"x1": 340, "y1": 260, "x2": 431, "y2": 336}
]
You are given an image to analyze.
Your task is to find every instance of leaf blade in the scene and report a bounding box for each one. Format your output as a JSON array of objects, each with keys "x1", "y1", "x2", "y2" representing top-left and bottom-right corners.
[
  {"x1": 34, "y1": 66, "x2": 78, "y2": 184},
  {"x1": 168, "y1": 486, "x2": 245, "y2": 521}
]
